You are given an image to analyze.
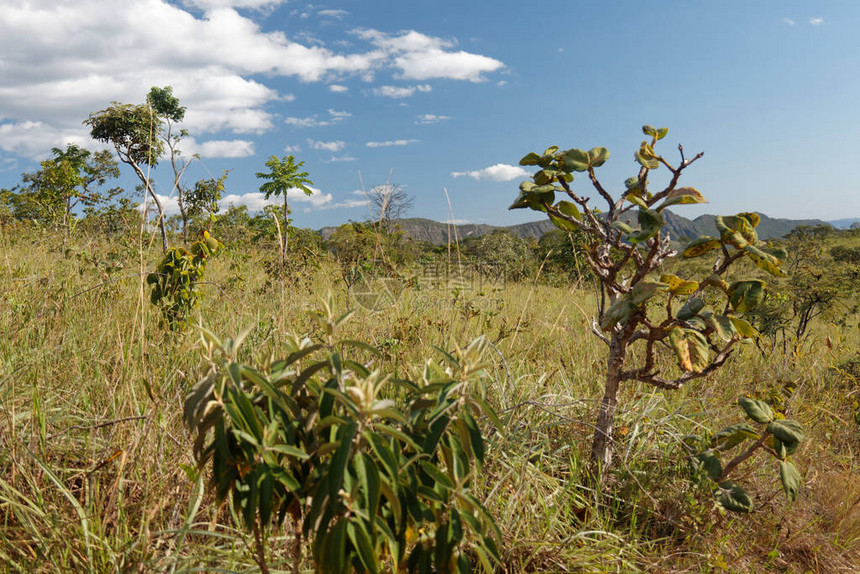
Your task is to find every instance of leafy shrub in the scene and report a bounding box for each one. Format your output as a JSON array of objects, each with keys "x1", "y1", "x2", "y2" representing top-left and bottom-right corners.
[
  {"x1": 184, "y1": 296, "x2": 502, "y2": 573},
  {"x1": 146, "y1": 231, "x2": 222, "y2": 329},
  {"x1": 685, "y1": 399, "x2": 805, "y2": 512},
  {"x1": 511, "y1": 125, "x2": 790, "y2": 471}
]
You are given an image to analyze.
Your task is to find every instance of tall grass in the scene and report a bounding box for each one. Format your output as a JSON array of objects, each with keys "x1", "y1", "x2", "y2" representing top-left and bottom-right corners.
[{"x1": 1, "y1": 226, "x2": 859, "y2": 572}]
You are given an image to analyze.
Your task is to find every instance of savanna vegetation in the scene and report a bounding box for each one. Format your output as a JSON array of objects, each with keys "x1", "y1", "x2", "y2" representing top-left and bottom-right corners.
[{"x1": 1, "y1": 106, "x2": 860, "y2": 573}]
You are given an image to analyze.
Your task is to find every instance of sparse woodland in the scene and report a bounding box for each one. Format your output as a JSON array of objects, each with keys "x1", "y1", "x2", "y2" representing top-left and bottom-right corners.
[{"x1": 2, "y1": 116, "x2": 860, "y2": 572}]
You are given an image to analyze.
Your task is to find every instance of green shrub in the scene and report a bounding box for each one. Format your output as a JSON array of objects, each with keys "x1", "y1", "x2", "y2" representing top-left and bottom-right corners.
[
  {"x1": 146, "y1": 231, "x2": 222, "y2": 329},
  {"x1": 184, "y1": 296, "x2": 502, "y2": 573}
]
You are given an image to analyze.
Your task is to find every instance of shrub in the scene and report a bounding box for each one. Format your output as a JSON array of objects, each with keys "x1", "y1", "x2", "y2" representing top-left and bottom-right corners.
[{"x1": 184, "y1": 296, "x2": 502, "y2": 572}]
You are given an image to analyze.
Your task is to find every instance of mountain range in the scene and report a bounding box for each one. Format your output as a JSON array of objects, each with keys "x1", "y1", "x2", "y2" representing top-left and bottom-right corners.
[{"x1": 320, "y1": 212, "x2": 836, "y2": 245}]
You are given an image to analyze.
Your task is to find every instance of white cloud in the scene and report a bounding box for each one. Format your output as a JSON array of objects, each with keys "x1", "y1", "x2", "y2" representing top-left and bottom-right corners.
[
  {"x1": 285, "y1": 108, "x2": 351, "y2": 128},
  {"x1": 328, "y1": 84, "x2": 349, "y2": 92},
  {"x1": 220, "y1": 188, "x2": 332, "y2": 212},
  {"x1": 809, "y1": 18, "x2": 824, "y2": 26},
  {"x1": 328, "y1": 108, "x2": 352, "y2": 120},
  {"x1": 414, "y1": 114, "x2": 450, "y2": 125},
  {"x1": 782, "y1": 17, "x2": 796, "y2": 26},
  {"x1": 365, "y1": 139, "x2": 420, "y2": 148},
  {"x1": 285, "y1": 116, "x2": 322, "y2": 128},
  {"x1": 183, "y1": 0, "x2": 288, "y2": 10},
  {"x1": 284, "y1": 144, "x2": 301, "y2": 153},
  {"x1": 0, "y1": 1, "x2": 504, "y2": 160},
  {"x1": 356, "y1": 29, "x2": 504, "y2": 82},
  {"x1": 451, "y1": 163, "x2": 530, "y2": 182},
  {"x1": 317, "y1": 198, "x2": 369, "y2": 210},
  {"x1": 0, "y1": 121, "x2": 96, "y2": 160},
  {"x1": 372, "y1": 84, "x2": 432, "y2": 98},
  {"x1": 308, "y1": 139, "x2": 346, "y2": 152},
  {"x1": 324, "y1": 155, "x2": 357, "y2": 163},
  {"x1": 318, "y1": 9, "x2": 348, "y2": 19},
  {"x1": 193, "y1": 138, "x2": 255, "y2": 158}
]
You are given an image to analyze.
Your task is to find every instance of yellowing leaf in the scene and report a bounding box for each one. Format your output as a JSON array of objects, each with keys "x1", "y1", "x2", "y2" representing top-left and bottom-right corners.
[
  {"x1": 682, "y1": 236, "x2": 721, "y2": 258},
  {"x1": 669, "y1": 327, "x2": 692, "y2": 371},
  {"x1": 657, "y1": 187, "x2": 707, "y2": 211}
]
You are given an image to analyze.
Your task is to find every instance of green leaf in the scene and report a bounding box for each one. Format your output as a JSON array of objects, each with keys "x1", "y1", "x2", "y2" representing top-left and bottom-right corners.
[
  {"x1": 320, "y1": 518, "x2": 348, "y2": 573},
  {"x1": 534, "y1": 169, "x2": 556, "y2": 185},
  {"x1": 462, "y1": 410, "x2": 485, "y2": 465},
  {"x1": 738, "y1": 397, "x2": 773, "y2": 423},
  {"x1": 729, "y1": 280, "x2": 766, "y2": 312},
  {"x1": 627, "y1": 207, "x2": 663, "y2": 244},
  {"x1": 716, "y1": 481, "x2": 754, "y2": 513},
  {"x1": 624, "y1": 176, "x2": 642, "y2": 191},
  {"x1": 780, "y1": 460, "x2": 801, "y2": 502},
  {"x1": 702, "y1": 312, "x2": 737, "y2": 341},
  {"x1": 347, "y1": 520, "x2": 379, "y2": 574},
  {"x1": 600, "y1": 299, "x2": 637, "y2": 331},
  {"x1": 562, "y1": 148, "x2": 590, "y2": 172},
  {"x1": 711, "y1": 423, "x2": 760, "y2": 451},
  {"x1": 611, "y1": 221, "x2": 634, "y2": 234},
  {"x1": 655, "y1": 127, "x2": 669, "y2": 140},
  {"x1": 543, "y1": 145, "x2": 559, "y2": 156},
  {"x1": 642, "y1": 125, "x2": 657, "y2": 137},
  {"x1": 629, "y1": 281, "x2": 669, "y2": 305},
  {"x1": 549, "y1": 213, "x2": 577, "y2": 232},
  {"x1": 269, "y1": 444, "x2": 310, "y2": 459},
  {"x1": 694, "y1": 451, "x2": 723, "y2": 480},
  {"x1": 682, "y1": 236, "x2": 721, "y2": 258},
  {"x1": 677, "y1": 297, "x2": 705, "y2": 321},
  {"x1": 357, "y1": 452, "x2": 381, "y2": 519},
  {"x1": 419, "y1": 460, "x2": 454, "y2": 489},
  {"x1": 767, "y1": 420, "x2": 804, "y2": 449},
  {"x1": 556, "y1": 200, "x2": 581, "y2": 220},
  {"x1": 587, "y1": 146, "x2": 610, "y2": 167}
]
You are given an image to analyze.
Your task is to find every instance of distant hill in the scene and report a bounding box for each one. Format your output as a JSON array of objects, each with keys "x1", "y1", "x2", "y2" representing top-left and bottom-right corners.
[
  {"x1": 318, "y1": 218, "x2": 557, "y2": 245},
  {"x1": 829, "y1": 218, "x2": 860, "y2": 229},
  {"x1": 603, "y1": 211, "x2": 829, "y2": 241},
  {"x1": 318, "y1": 213, "x2": 833, "y2": 245},
  {"x1": 685, "y1": 213, "x2": 831, "y2": 240}
]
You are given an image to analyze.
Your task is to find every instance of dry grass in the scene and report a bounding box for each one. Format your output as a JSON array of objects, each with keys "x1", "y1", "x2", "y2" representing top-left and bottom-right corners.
[{"x1": 1, "y1": 225, "x2": 859, "y2": 572}]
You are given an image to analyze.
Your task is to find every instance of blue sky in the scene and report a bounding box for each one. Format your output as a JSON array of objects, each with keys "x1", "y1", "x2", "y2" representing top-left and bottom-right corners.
[{"x1": 1, "y1": 0, "x2": 858, "y2": 229}]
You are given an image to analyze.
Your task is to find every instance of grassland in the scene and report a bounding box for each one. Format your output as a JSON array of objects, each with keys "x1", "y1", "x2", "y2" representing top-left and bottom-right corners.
[{"x1": 1, "y1": 224, "x2": 859, "y2": 573}]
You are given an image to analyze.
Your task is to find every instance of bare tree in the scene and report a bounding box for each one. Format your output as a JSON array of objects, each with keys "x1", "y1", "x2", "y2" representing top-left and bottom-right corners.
[{"x1": 367, "y1": 183, "x2": 413, "y2": 233}]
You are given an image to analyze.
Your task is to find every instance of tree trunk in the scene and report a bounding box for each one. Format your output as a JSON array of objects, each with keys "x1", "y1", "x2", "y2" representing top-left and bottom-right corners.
[
  {"x1": 590, "y1": 332, "x2": 629, "y2": 472},
  {"x1": 130, "y1": 162, "x2": 168, "y2": 253},
  {"x1": 153, "y1": 194, "x2": 169, "y2": 254},
  {"x1": 178, "y1": 195, "x2": 188, "y2": 245},
  {"x1": 288, "y1": 195, "x2": 290, "y2": 271}
]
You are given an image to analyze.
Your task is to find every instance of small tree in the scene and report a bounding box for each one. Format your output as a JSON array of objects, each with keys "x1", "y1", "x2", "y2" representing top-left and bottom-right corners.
[
  {"x1": 186, "y1": 171, "x2": 228, "y2": 233},
  {"x1": 511, "y1": 125, "x2": 789, "y2": 473},
  {"x1": 147, "y1": 86, "x2": 197, "y2": 244},
  {"x1": 256, "y1": 155, "x2": 314, "y2": 271},
  {"x1": 18, "y1": 144, "x2": 120, "y2": 233},
  {"x1": 85, "y1": 101, "x2": 169, "y2": 252}
]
